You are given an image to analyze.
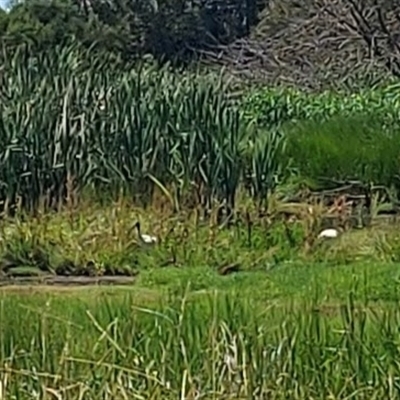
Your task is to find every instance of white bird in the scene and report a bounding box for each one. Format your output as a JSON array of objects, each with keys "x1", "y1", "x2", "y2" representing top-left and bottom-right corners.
[
  {"x1": 317, "y1": 228, "x2": 340, "y2": 239},
  {"x1": 134, "y1": 222, "x2": 158, "y2": 245}
]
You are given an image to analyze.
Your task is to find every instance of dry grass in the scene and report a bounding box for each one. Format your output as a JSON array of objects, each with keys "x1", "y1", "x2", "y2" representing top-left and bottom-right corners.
[{"x1": 0, "y1": 193, "x2": 400, "y2": 280}]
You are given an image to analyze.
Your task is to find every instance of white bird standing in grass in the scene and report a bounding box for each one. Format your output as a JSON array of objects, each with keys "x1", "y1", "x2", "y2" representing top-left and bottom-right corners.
[
  {"x1": 134, "y1": 221, "x2": 158, "y2": 245},
  {"x1": 317, "y1": 228, "x2": 340, "y2": 239}
]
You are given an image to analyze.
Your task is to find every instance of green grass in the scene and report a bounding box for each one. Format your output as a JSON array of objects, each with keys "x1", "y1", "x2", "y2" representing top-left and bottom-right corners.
[
  {"x1": 1, "y1": 169, "x2": 400, "y2": 398},
  {"x1": 243, "y1": 86, "x2": 400, "y2": 192},
  {"x1": 2, "y1": 207, "x2": 400, "y2": 399},
  {"x1": 4, "y1": 36, "x2": 400, "y2": 399},
  {"x1": 3, "y1": 197, "x2": 400, "y2": 279},
  {"x1": 2, "y1": 267, "x2": 400, "y2": 399},
  {"x1": 5, "y1": 44, "x2": 400, "y2": 215},
  {"x1": 3, "y1": 259, "x2": 400, "y2": 302},
  {"x1": 135, "y1": 261, "x2": 400, "y2": 303},
  {"x1": 283, "y1": 114, "x2": 400, "y2": 190}
]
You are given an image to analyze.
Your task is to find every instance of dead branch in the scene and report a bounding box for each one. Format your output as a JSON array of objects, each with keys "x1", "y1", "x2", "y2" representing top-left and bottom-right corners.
[{"x1": 199, "y1": 0, "x2": 400, "y2": 88}]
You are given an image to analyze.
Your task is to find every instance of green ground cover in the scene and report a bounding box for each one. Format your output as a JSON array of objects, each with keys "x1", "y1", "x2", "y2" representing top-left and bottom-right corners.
[
  {"x1": 2, "y1": 263, "x2": 400, "y2": 399},
  {"x1": 2, "y1": 42, "x2": 400, "y2": 399}
]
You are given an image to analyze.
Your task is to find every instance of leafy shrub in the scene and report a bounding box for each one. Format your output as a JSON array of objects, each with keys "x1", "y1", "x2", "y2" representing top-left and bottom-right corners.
[{"x1": 243, "y1": 86, "x2": 400, "y2": 129}]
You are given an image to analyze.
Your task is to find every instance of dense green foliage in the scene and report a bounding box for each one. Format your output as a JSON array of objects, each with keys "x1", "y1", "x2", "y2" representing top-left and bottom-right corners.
[
  {"x1": 2, "y1": 0, "x2": 400, "y2": 208},
  {"x1": 3, "y1": 5, "x2": 400, "y2": 396},
  {"x1": 0, "y1": 0, "x2": 261, "y2": 62},
  {"x1": 3, "y1": 42, "x2": 400, "y2": 212},
  {"x1": 4, "y1": 44, "x2": 400, "y2": 211},
  {"x1": 284, "y1": 115, "x2": 400, "y2": 193},
  {"x1": 0, "y1": 44, "x2": 285, "y2": 212},
  {"x1": 243, "y1": 85, "x2": 400, "y2": 129},
  {"x1": 243, "y1": 86, "x2": 400, "y2": 192}
]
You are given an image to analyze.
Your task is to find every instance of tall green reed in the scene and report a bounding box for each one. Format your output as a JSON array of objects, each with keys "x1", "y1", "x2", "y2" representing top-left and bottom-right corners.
[
  {"x1": 2, "y1": 290, "x2": 400, "y2": 398},
  {"x1": 0, "y1": 44, "x2": 284, "y2": 213}
]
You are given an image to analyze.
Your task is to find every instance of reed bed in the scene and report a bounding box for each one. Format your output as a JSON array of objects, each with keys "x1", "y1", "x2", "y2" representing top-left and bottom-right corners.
[
  {"x1": 2, "y1": 43, "x2": 400, "y2": 399},
  {"x1": 1, "y1": 290, "x2": 400, "y2": 399},
  {"x1": 2, "y1": 44, "x2": 400, "y2": 213},
  {"x1": 0, "y1": 44, "x2": 284, "y2": 214}
]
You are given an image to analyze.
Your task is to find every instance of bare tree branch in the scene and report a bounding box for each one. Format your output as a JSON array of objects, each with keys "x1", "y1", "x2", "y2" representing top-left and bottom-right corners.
[{"x1": 199, "y1": 0, "x2": 400, "y2": 88}]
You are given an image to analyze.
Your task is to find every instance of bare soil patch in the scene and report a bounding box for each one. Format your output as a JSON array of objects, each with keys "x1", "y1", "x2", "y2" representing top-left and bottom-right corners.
[{"x1": 0, "y1": 275, "x2": 136, "y2": 287}]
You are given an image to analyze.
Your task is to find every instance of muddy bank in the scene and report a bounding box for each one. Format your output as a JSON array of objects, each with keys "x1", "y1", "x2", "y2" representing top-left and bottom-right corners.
[{"x1": 0, "y1": 275, "x2": 137, "y2": 287}]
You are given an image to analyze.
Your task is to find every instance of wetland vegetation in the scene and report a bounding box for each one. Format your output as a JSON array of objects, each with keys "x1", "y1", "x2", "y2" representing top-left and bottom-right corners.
[{"x1": 2, "y1": 0, "x2": 400, "y2": 398}]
